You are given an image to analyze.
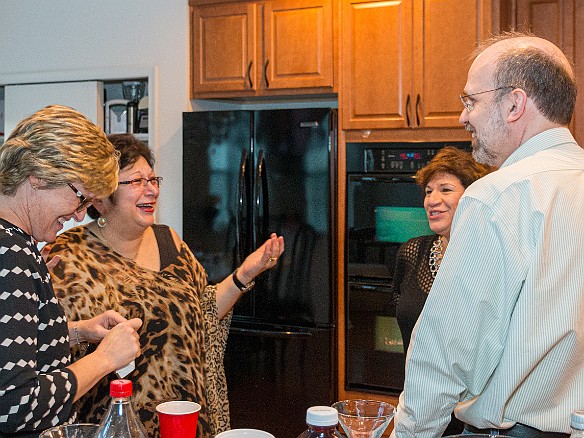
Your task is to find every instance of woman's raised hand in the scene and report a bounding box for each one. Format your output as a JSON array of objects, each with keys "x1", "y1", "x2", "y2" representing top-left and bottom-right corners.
[{"x1": 237, "y1": 233, "x2": 285, "y2": 284}]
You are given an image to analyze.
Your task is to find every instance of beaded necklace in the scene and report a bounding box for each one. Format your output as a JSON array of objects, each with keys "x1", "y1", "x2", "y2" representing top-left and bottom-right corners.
[{"x1": 428, "y1": 236, "x2": 444, "y2": 278}]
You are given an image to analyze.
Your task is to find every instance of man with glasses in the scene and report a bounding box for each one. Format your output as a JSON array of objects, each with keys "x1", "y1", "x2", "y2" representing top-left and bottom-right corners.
[{"x1": 391, "y1": 33, "x2": 584, "y2": 437}]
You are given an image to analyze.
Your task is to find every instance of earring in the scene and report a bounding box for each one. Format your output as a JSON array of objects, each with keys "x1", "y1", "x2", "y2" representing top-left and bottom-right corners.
[{"x1": 97, "y1": 216, "x2": 107, "y2": 228}]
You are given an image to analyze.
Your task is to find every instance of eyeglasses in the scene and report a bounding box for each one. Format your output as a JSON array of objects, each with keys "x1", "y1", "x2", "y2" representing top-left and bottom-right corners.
[
  {"x1": 118, "y1": 177, "x2": 163, "y2": 188},
  {"x1": 460, "y1": 85, "x2": 515, "y2": 112},
  {"x1": 67, "y1": 183, "x2": 93, "y2": 213}
]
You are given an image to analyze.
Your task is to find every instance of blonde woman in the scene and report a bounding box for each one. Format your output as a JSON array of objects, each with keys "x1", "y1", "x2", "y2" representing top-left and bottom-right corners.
[{"x1": 0, "y1": 105, "x2": 142, "y2": 438}]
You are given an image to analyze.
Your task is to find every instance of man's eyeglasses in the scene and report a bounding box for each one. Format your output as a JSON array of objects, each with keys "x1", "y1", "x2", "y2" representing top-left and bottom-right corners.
[
  {"x1": 67, "y1": 183, "x2": 93, "y2": 213},
  {"x1": 460, "y1": 85, "x2": 515, "y2": 112},
  {"x1": 118, "y1": 177, "x2": 163, "y2": 188}
]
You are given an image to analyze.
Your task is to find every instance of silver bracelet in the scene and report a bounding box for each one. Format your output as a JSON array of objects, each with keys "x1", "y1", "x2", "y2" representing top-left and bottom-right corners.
[{"x1": 74, "y1": 322, "x2": 89, "y2": 355}]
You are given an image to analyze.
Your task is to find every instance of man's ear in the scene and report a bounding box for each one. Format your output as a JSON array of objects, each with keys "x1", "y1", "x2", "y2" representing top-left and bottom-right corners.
[{"x1": 507, "y1": 88, "x2": 527, "y2": 122}]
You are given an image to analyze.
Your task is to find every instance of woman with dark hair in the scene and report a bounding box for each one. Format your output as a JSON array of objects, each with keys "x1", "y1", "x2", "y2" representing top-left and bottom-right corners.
[
  {"x1": 48, "y1": 134, "x2": 284, "y2": 438},
  {"x1": 393, "y1": 146, "x2": 494, "y2": 352},
  {"x1": 391, "y1": 146, "x2": 494, "y2": 435}
]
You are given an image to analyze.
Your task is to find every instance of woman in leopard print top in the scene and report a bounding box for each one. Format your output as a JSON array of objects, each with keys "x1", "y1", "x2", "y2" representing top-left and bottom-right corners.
[{"x1": 48, "y1": 134, "x2": 284, "y2": 438}]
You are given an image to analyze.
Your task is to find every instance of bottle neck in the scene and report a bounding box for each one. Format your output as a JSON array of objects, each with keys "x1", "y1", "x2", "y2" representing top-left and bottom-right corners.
[{"x1": 110, "y1": 396, "x2": 132, "y2": 404}]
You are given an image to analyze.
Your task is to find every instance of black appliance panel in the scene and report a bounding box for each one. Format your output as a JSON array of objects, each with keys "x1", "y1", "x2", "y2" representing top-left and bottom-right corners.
[
  {"x1": 346, "y1": 281, "x2": 405, "y2": 392},
  {"x1": 347, "y1": 174, "x2": 426, "y2": 280}
]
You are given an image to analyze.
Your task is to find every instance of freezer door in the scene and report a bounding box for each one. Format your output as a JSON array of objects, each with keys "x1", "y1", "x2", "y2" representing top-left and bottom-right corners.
[
  {"x1": 183, "y1": 111, "x2": 253, "y2": 284},
  {"x1": 224, "y1": 323, "x2": 336, "y2": 438}
]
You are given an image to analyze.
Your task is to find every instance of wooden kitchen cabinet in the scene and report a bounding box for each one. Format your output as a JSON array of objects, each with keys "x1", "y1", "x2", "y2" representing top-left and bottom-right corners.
[
  {"x1": 191, "y1": 1, "x2": 257, "y2": 95},
  {"x1": 190, "y1": 0, "x2": 335, "y2": 98},
  {"x1": 340, "y1": 0, "x2": 492, "y2": 131}
]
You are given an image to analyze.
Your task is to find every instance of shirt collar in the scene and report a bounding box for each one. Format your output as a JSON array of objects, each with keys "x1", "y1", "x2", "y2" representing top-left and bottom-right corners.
[{"x1": 501, "y1": 127, "x2": 577, "y2": 168}]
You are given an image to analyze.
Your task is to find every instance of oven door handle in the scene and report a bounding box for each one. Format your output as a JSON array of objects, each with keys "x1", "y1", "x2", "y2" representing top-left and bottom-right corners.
[
  {"x1": 229, "y1": 327, "x2": 312, "y2": 338},
  {"x1": 349, "y1": 283, "x2": 393, "y2": 293}
]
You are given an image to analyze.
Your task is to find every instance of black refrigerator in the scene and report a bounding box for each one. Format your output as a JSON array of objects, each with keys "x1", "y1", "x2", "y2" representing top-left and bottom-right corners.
[{"x1": 183, "y1": 108, "x2": 337, "y2": 437}]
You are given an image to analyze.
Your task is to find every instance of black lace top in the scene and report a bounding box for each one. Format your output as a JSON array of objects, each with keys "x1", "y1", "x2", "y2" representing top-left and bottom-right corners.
[{"x1": 391, "y1": 234, "x2": 437, "y2": 353}]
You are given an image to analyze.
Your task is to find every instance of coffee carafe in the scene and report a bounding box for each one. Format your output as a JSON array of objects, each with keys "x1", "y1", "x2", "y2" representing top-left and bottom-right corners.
[{"x1": 122, "y1": 81, "x2": 145, "y2": 134}]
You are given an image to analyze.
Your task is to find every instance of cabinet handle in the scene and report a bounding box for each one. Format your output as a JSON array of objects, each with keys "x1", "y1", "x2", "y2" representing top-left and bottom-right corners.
[
  {"x1": 415, "y1": 94, "x2": 421, "y2": 127},
  {"x1": 264, "y1": 59, "x2": 270, "y2": 88},
  {"x1": 247, "y1": 61, "x2": 253, "y2": 89},
  {"x1": 405, "y1": 94, "x2": 411, "y2": 127}
]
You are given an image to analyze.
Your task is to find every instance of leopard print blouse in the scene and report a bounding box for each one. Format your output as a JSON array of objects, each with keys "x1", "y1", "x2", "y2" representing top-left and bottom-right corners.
[{"x1": 48, "y1": 225, "x2": 231, "y2": 438}]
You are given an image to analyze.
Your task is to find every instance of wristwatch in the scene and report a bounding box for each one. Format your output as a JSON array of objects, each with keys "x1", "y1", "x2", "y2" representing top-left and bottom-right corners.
[{"x1": 232, "y1": 269, "x2": 255, "y2": 292}]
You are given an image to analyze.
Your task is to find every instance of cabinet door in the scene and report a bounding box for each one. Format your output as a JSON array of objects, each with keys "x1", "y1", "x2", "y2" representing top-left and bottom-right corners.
[
  {"x1": 263, "y1": 0, "x2": 334, "y2": 91},
  {"x1": 413, "y1": 0, "x2": 491, "y2": 128},
  {"x1": 191, "y1": 2, "x2": 258, "y2": 95},
  {"x1": 513, "y1": 0, "x2": 582, "y2": 141},
  {"x1": 341, "y1": 0, "x2": 414, "y2": 130},
  {"x1": 515, "y1": 0, "x2": 574, "y2": 53}
]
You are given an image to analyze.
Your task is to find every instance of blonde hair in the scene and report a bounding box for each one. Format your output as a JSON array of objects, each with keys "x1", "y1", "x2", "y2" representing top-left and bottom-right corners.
[{"x1": 0, "y1": 105, "x2": 119, "y2": 197}]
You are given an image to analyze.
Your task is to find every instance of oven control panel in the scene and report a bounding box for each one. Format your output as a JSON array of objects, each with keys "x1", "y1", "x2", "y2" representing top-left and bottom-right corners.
[
  {"x1": 364, "y1": 148, "x2": 437, "y2": 172},
  {"x1": 346, "y1": 141, "x2": 471, "y2": 173}
]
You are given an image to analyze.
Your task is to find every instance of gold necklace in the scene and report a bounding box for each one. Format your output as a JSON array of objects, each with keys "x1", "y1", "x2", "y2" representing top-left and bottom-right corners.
[
  {"x1": 94, "y1": 225, "x2": 145, "y2": 260},
  {"x1": 428, "y1": 236, "x2": 444, "y2": 278}
]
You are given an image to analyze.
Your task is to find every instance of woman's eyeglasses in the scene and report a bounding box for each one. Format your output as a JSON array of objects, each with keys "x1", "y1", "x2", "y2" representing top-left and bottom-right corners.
[
  {"x1": 118, "y1": 177, "x2": 163, "y2": 188},
  {"x1": 67, "y1": 183, "x2": 93, "y2": 213}
]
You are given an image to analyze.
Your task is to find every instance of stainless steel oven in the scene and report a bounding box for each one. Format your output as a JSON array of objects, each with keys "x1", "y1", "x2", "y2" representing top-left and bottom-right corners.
[{"x1": 345, "y1": 141, "x2": 470, "y2": 394}]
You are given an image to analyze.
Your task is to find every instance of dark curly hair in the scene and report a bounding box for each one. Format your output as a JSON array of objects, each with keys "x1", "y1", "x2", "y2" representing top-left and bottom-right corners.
[
  {"x1": 415, "y1": 146, "x2": 495, "y2": 189},
  {"x1": 87, "y1": 134, "x2": 154, "y2": 220}
]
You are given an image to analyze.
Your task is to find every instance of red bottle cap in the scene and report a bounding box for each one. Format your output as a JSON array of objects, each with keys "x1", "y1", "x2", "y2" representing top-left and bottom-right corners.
[{"x1": 110, "y1": 379, "x2": 133, "y2": 397}]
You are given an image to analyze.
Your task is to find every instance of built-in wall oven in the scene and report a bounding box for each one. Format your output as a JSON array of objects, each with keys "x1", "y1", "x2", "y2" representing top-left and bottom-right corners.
[{"x1": 345, "y1": 141, "x2": 470, "y2": 394}]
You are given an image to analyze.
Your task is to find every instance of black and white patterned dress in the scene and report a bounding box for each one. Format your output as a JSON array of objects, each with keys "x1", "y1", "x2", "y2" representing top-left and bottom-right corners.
[{"x1": 0, "y1": 218, "x2": 77, "y2": 438}]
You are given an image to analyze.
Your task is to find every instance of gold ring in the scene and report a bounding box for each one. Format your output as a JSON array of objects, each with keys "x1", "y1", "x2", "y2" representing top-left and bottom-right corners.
[{"x1": 269, "y1": 257, "x2": 278, "y2": 262}]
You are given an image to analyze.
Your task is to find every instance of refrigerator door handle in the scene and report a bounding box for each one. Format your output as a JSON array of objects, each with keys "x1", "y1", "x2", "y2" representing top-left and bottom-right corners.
[
  {"x1": 236, "y1": 149, "x2": 249, "y2": 264},
  {"x1": 230, "y1": 327, "x2": 312, "y2": 338},
  {"x1": 254, "y1": 150, "x2": 269, "y2": 247}
]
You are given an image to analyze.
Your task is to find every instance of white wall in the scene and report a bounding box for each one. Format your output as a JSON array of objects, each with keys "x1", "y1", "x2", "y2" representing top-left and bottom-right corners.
[{"x1": 0, "y1": 0, "x2": 189, "y2": 234}]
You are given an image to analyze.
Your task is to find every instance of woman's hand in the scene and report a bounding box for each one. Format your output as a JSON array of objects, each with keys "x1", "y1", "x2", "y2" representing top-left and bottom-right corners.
[
  {"x1": 76, "y1": 310, "x2": 138, "y2": 344},
  {"x1": 40, "y1": 245, "x2": 60, "y2": 270},
  {"x1": 237, "y1": 233, "x2": 285, "y2": 284},
  {"x1": 93, "y1": 318, "x2": 143, "y2": 370}
]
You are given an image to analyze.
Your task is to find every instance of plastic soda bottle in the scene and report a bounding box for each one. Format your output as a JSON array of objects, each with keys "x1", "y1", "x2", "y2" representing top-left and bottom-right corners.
[{"x1": 94, "y1": 379, "x2": 148, "y2": 438}]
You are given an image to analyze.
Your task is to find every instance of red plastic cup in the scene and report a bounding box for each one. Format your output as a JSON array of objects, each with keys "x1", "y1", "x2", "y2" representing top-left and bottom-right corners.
[{"x1": 156, "y1": 401, "x2": 201, "y2": 438}]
